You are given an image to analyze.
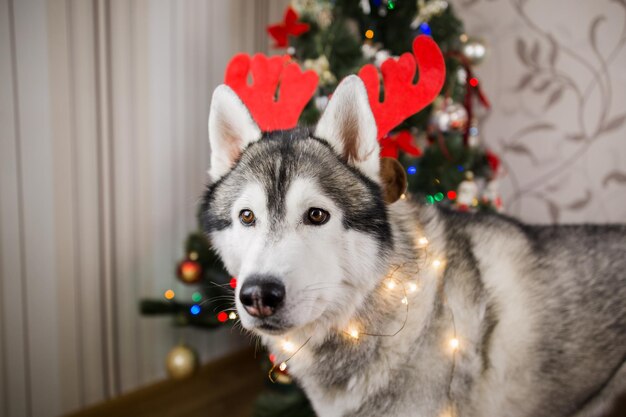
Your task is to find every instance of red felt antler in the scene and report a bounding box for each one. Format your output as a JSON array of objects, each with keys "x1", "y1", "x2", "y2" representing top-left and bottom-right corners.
[
  {"x1": 358, "y1": 35, "x2": 446, "y2": 140},
  {"x1": 224, "y1": 53, "x2": 318, "y2": 132}
]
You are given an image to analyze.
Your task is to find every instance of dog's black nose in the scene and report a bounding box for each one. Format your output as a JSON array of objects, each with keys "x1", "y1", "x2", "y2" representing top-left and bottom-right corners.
[{"x1": 239, "y1": 277, "x2": 285, "y2": 318}]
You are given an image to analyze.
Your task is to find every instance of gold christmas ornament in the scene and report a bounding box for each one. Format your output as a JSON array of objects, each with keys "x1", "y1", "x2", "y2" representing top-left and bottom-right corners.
[
  {"x1": 303, "y1": 55, "x2": 336, "y2": 86},
  {"x1": 166, "y1": 345, "x2": 198, "y2": 379},
  {"x1": 410, "y1": 0, "x2": 449, "y2": 29},
  {"x1": 460, "y1": 37, "x2": 488, "y2": 66}
]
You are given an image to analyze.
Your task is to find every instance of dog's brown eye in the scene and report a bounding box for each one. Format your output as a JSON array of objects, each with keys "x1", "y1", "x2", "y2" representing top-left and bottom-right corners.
[
  {"x1": 306, "y1": 208, "x2": 330, "y2": 225},
  {"x1": 239, "y1": 209, "x2": 255, "y2": 226}
]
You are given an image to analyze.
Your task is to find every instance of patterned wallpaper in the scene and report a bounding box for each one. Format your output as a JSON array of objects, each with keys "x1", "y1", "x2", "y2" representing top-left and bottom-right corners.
[{"x1": 452, "y1": 0, "x2": 626, "y2": 224}]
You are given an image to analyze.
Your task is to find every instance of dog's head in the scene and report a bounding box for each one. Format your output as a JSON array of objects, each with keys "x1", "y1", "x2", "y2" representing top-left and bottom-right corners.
[{"x1": 201, "y1": 76, "x2": 393, "y2": 335}]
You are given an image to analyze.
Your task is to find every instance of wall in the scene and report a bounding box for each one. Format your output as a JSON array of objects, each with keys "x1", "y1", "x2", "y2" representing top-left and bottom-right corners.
[
  {"x1": 0, "y1": 1, "x2": 285, "y2": 416},
  {"x1": 1, "y1": 1, "x2": 625, "y2": 416},
  {"x1": 453, "y1": 0, "x2": 626, "y2": 223}
]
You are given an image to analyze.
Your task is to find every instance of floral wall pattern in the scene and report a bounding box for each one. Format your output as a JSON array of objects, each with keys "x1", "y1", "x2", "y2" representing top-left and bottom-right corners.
[{"x1": 453, "y1": 0, "x2": 626, "y2": 223}]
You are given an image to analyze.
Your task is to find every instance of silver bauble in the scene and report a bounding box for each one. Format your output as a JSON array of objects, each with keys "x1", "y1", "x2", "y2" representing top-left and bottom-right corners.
[
  {"x1": 461, "y1": 37, "x2": 488, "y2": 66},
  {"x1": 430, "y1": 101, "x2": 468, "y2": 132},
  {"x1": 314, "y1": 95, "x2": 329, "y2": 112},
  {"x1": 374, "y1": 50, "x2": 391, "y2": 68}
]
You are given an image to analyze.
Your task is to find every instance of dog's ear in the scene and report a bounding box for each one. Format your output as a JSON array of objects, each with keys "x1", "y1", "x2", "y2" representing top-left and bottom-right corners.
[
  {"x1": 208, "y1": 85, "x2": 262, "y2": 181},
  {"x1": 314, "y1": 75, "x2": 380, "y2": 182}
]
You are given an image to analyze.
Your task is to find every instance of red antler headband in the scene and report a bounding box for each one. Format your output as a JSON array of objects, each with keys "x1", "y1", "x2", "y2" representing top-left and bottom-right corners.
[
  {"x1": 224, "y1": 54, "x2": 318, "y2": 132},
  {"x1": 223, "y1": 35, "x2": 444, "y2": 137},
  {"x1": 358, "y1": 35, "x2": 446, "y2": 140}
]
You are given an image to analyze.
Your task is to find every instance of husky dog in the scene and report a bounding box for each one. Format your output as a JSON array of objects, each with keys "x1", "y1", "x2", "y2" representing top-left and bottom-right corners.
[{"x1": 201, "y1": 76, "x2": 626, "y2": 417}]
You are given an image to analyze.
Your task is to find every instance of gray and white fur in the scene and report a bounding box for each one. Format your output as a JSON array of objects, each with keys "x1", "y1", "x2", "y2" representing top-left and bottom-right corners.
[{"x1": 201, "y1": 76, "x2": 626, "y2": 417}]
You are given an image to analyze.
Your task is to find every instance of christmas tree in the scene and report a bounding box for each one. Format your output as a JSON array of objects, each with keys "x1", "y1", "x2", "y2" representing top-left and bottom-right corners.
[
  {"x1": 140, "y1": 1, "x2": 502, "y2": 415},
  {"x1": 283, "y1": 0, "x2": 501, "y2": 211}
]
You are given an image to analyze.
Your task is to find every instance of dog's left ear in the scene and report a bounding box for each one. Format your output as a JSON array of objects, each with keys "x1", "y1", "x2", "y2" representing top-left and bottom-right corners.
[
  {"x1": 314, "y1": 75, "x2": 380, "y2": 182},
  {"x1": 208, "y1": 85, "x2": 262, "y2": 181}
]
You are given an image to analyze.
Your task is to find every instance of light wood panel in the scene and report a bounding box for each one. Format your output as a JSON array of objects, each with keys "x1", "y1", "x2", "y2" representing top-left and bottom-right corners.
[{"x1": 63, "y1": 348, "x2": 265, "y2": 417}]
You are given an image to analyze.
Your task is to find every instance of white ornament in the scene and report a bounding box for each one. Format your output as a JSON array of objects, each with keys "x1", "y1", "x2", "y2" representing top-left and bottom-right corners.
[
  {"x1": 362, "y1": 43, "x2": 379, "y2": 60},
  {"x1": 461, "y1": 37, "x2": 488, "y2": 66},
  {"x1": 467, "y1": 120, "x2": 480, "y2": 147},
  {"x1": 483, "y1": 179, "x2": 503, "y2": 211},
  {"x1": 360, "y1": 0, "x2": 371, "y2": 14},
  {"x1": 456, "y1": 67, "x2": 467, "y2": 85},
  {"x1": 456, "y1": 173, "x2": 479, "y2": 210},
  {"x1": 374, "y1": 50, "x2": 392, "y2": 68},
  {"x1": 314, "y1": 96, "x2": 329, "y2": 112},
  {"x1": 430, "y1": 99, "x2": 468, "y2": 132}
]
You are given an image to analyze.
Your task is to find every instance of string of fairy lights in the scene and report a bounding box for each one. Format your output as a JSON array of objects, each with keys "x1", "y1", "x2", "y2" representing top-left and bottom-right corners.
[
  {"x1": 161, "y1": 231, "x2": 461, "y2": 415},
  {"x1": 267, "y1": 233, "x2": 461, "y2": 416}
]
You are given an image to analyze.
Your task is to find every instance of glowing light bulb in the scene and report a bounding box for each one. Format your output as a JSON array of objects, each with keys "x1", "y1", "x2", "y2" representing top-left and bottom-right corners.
[
  {"x1": 365, "y1": 29, "x2": 374, "y2": 39},
  {"x1": 386, "y1": 280, "x2": 396, "y2": 290},
  {"x1": 417, "y1": 237, "x2": 429, "y2": 247},
  {"x1": 348, "y1": 328, "x2": 360, "y2": 340},
  {"x1": 401, "y1": 297, "x2": 408, "y2": 305},
  {"x1": 164, "y1": 289, "x2": 175, "y2": 300},
  {"x1": 400, "y1": 194, "x2": 406, "y2": 200},
  {"x1": 408, "y1": 282, "x2": 418, "y2": 293},
  {"x1": 450, "y1": 338, "x2": 459, "y2": 350},
  {"x1": 439, "y1": 408, "x2": 455, "y2": 417},
  {"x1": 281, "y1": 340, "x2": 296, "y2": 353},
  {"x1": 279, "y1": 362, "x2": 287, "y2": 371},
  {"x1": 228, "y1": 312, "x2": 237, "y2": 320},
  {"x1": 432, "y1": 259, "x2": 442, "y2": 269}
]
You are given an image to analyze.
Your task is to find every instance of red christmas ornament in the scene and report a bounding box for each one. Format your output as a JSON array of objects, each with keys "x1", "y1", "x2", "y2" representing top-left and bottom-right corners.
[
  {"x1": 177, "y1": 259, "x2": 202, "y2": 284},
  {"x1": 486, "y1": 149, "x2": 501, "y2": 175},
  {"x1": 266, "y1": 6, "x2": 310, "y2": 48},
  {"x1": 379, "y1": 130, "x2": 422, "y2": 159},
  {"x1": 217, "y1": 312, "x2": 228, "y2": 323},
  {"x1": 229, "y1": 277, "x2": 238, "y2": 289},
  {"x1": 224, "y1": 53, "x2": 318, "y2": 132},
  {"x1": 359, "y1": 35, "x2": 446, "y2": 141}
]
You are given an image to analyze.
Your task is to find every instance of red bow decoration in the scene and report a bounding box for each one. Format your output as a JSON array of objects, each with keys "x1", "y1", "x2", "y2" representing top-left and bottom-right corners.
[
  {"x1": 267, "y1": 7, "x2": 310, "y2": 48},
  {"x1": 380, "y1": 130, "x2": 422, "y2": 159},
  {"x1": 486, "y1": 149, "x2": 500, "y2": 174},
  {"x1": 224, "y1": 54, "x2": 318, "y2": 132},
  {"x1": 446, "y1": 51, "x2": 491, "y2": 145},
  {"x1": 359, "y1": 35, "x2": 446, "y2": 146}
]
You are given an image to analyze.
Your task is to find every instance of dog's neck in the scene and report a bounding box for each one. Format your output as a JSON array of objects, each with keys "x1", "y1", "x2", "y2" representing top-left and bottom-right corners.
[{"x1": 263, "y1": 202, "x2": 449, "y2": 396}]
